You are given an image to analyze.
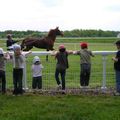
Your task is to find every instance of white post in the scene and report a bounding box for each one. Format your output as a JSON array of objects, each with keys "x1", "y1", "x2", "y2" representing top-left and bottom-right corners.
[
  {"x1": 23, "y1": 60, "x2": 28, "y2": 90},
  {"x1": 101, "y1": 55, "x2": 107, "y2": 91}
]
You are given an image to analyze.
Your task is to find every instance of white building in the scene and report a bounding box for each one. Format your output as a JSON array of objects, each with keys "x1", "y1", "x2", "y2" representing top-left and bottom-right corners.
[{"x1": 117, "y1": 33, "x2": 120, "y2": 38}]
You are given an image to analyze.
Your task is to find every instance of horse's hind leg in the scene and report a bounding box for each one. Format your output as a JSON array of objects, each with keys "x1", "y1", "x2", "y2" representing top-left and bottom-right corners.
[
  {"x1": 23, "y1": 46, "x2": 33, "y2": 51},
  {"x1": 46, "y1": 49, "x2": 49, "y2": 61},
  {"x1": 46, "y1": 55, "x2": 48, "y2": 61}
]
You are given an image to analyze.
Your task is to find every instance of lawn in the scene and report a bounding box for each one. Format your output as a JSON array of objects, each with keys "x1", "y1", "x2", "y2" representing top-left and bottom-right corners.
[{"x1": 0, "y1": 94, "x2": 120, "y2": 120}]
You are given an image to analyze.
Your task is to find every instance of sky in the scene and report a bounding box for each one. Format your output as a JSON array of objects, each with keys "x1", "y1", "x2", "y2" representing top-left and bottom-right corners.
[{"x1": 0, "y1": 0, "x2": 120, "y2": 31}]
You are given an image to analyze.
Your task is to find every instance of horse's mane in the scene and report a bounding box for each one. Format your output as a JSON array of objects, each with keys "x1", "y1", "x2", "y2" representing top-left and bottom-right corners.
[{"x1": 48, "y1": 29, "x2": 55, "y2": 37}]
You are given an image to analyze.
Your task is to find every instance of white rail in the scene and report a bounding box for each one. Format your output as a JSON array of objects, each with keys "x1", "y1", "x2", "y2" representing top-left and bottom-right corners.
[{"x1": 7, "y1": 51, "x2": 117, "y2": 91}]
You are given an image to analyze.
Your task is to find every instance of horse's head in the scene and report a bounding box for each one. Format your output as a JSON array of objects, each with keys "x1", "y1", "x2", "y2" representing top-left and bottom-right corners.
[
  {"x1": 55, "y1": 27, "x2": 63, "y2": 36},
  {"x1": 48, "y1": 27, "x2": 63, "y2": 37}
]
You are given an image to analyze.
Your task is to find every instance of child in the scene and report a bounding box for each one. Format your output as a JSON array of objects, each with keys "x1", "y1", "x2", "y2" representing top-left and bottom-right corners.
[
  {"x1": 12, "y1": 44, "x2": 31, "y2": 95},
  {"x1": 52, "y1": 44, "x2": 73, "y2": 92},
  {"x1": 112, "y1": 40, "x2": 120, "y2": 95},
  {"x1": 32, "y1": 56, "x2": 43, "y2": 90},
  {"x1": 0, "y1": 48, "x2": 10, "y2": 94},
  {"x1": 73, "y1": 42, "x2": 94, "y2": 88}
]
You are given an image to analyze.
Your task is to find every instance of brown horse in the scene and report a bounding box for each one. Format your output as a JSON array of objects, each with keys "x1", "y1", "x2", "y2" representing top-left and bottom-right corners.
[
  {"x1": 21, "y1": 27, "x2": 63, "y2": 51},
  {"x1": 21, "y1": 27, "x2": 63, "y2": 61}
]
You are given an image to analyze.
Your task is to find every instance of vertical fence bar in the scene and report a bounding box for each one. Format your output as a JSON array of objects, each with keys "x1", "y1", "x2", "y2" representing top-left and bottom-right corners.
[
  {"x1": 23, "y1": 61, "x2": 28, "y2": 90},
  {"x1": 22, "y1": 51, "x2": 116, "y2": 92},
  {"x1": 101, "y1": 55, "x2": 107, "y2": 91}
]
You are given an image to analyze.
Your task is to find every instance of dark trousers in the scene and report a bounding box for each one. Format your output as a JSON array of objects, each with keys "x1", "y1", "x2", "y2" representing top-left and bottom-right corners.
[
  {"x1": 0, "y1": 70, "x2": 6, "y2": 93},
  {"x1": 32, "y1": 76, "x2": 42, "y2": 89},
  {"x1": 55, "y1": 69, "x2": 66, "y2": 90},
  {"x1": 13, "y1": 68, "x2": 23, "y2": 95},
  {"x1": 80, "y1": 64, "x2": 91, "y2": 86},
  {"x1": 115, "y1": 70, "x2": 120, "y2": 93}
]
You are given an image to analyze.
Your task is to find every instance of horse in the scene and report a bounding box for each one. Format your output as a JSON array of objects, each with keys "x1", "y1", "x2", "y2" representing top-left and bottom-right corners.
[{"x1": 21, "y1": 27, "x2": 63, "y2": 61}]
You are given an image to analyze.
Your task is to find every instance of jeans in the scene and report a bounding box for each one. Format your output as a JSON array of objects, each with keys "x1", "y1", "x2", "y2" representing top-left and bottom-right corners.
[
  {"x1": 32, "y1": 76, "x2": 42, "y2": 89},
  {"x1": 115, "y1": 70, "x2": 120, "y2": 93},
  {"x1": 13, "y1": 68, "x2": 23, "y2": 95},
  {"x1": 80, "y1": 63, "x2": 91, "y2": 86},
  {"x1": 0, "y1": 70, "x2": 6, "y2": 93},
  {"x1": 55, "y1": 68, "x2": 66, "y2": 90}
]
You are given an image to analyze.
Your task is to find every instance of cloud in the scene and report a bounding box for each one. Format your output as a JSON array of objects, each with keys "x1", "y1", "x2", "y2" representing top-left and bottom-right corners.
[
  {"x1": 107, "y1": 5, "x2": 120, "y2": 12},
  {"x1": 40, "y1": 0, "x2": 63, "y2": 7},
  {"x1": 0, "y1": 0, "x2": 120, "y2": 31}
]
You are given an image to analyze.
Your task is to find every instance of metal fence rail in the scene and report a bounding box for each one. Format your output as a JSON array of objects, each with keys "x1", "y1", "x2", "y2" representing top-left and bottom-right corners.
[{"x1": 5, "y1": 51, "x2": 116, "y2": 91}]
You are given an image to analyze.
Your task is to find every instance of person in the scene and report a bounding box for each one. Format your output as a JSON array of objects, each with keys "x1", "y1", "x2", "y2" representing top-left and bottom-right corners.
[
  {"x1": 112, "y1": 40, "x2": 120, "y2": 96},
  {"x1": 0, "y1": 48, "x2": 10, "y2": 94},
  {"x1": 31, "y1": 56, "x2": 43, "y2": 90},
  {"x1": 52, "y1": 44, "x2": 73, "y2": 93},
  {"x1": 73, "y1": 42, "x2": 94, "y2": 88},
  {"x1": 12, "y1": 44, "x2": 31, "y2": 95},
  {"x1": 6, "y1": 34, "x2": 18, "y2": 50}
]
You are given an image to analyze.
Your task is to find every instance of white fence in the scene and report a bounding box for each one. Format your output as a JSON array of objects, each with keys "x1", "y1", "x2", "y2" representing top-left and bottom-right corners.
[
  {"x1": 5, "y1": 51, "x2": 116, "y2": 91},
  {"x1": 22, "y1": 51, "x2": 116, "y2": 90}
]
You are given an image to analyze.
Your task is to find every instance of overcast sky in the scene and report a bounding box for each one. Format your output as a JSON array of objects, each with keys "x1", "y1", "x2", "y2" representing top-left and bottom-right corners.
[{"x1": 0, "y1": 0, "x2": 120, "y2": 31}]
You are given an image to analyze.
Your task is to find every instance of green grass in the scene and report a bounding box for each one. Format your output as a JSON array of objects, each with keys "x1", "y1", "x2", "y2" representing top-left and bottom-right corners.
[
  {"x1": 56, "y1": 37, "x2": 118, "y2": 43},
  {"x1": 0, "y1": 94, "x2": 120, "y2": 120}
]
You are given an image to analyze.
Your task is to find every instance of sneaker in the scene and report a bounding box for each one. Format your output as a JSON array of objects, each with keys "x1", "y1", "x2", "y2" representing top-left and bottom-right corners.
[
  {"x1": 61, "y1": 90, "x2": 66, "y2": 94},
  {"x1": 57, "y1": 84, "x2": 62, "y2": 90},
  {"x1": 114, "y1": 92, "x2": 120, "y2": 96}
]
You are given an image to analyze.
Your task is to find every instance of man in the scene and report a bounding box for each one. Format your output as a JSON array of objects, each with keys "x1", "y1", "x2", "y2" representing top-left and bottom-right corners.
[{"x1": 6, "y1": 34, "x2": 18, "y2": 50}]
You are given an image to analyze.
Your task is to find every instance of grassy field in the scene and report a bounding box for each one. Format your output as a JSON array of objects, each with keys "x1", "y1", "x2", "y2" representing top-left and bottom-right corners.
[
  {"x1": 56, "y1": 37, "x2": 118, "y2": 43},
  {"x1": 0, "y1": 37, "x2": 119, "y2": 120},
  {"x1": 0, "y1": 94, "x2": 120, "y2": 120}
]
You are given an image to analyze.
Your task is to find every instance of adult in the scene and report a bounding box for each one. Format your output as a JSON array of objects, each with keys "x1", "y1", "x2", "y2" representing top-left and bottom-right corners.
[{"x1": 6, "y1": 34, "x2": 18, "y2": 50}]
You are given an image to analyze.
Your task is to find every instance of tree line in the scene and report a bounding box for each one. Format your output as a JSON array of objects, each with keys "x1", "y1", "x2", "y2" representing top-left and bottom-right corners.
[{"x1": 0, "y1": 29, "x2": 119, "y2": 38}]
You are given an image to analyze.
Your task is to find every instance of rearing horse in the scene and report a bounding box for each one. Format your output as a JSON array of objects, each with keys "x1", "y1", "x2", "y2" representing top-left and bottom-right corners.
[{"x1": 21, "y1": 27, "x2": 63, "y2": 61}]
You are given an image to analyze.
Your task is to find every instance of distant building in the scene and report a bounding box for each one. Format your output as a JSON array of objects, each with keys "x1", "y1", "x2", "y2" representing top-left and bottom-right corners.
[{"x1": 117, "y1": 33, "x2": 120, "y2": 38}]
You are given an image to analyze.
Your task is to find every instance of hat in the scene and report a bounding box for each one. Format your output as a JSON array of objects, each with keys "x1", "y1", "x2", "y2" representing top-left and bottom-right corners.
[
  {"x1": 33, "y1": 56, "x2": 40, "y2": 63},
  {"x1": 59, "y1": 44, "x2": 65, "y2": 50},
  {"x1": 13, "y1": 44, "x2": 21, "y2": 51},
  {"x1": 0, "y1": 48, "x2": 4, "y2": 55},
  {"x1": 80, "y1": 42, "x2": 88, "y2": 48}
]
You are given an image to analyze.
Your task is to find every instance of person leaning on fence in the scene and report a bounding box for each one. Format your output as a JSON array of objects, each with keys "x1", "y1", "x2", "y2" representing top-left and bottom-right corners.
[
  {"x1": 52, "y1": 44, "x2": 73, "y2": 93},
  {"x1": 32, "y1": 56, "x2": 44, "y2": 91},
  {"x1": 112, "y1": 40, "x2": 120, "y2": 96},
  {"x1": 0, "y1": 48, "x2": 10, "y2": 94},
  {"x1": 73, "y1": 42, "x2": 94, "y2": 88},
  {"x1": 12, "y1": 44, "x2": 31, "y2": 95}
]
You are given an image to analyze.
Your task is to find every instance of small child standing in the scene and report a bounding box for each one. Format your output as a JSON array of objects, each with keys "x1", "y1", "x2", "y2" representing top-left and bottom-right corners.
[
  {"x1": 73, "y1": 42, "x2": 94, "y2": 88},
  {"x1": 0, "y1": 48, "x2": 10, "y2": 94},
  {"x1": 112, "y1": 40, "x2": 120, "y2": 95},
  {"x1": 32, "y1": 56, "x2": 43, "y2": 90},
  {"x1": 13, "y1": 44, "x2": 31, "y2": 95}
]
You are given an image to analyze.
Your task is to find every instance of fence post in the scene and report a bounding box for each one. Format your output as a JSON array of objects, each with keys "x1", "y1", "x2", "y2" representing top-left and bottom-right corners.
[
  {"x1": 23, "y1": 60, "x2": 28, "y2": 90},
  {"x1": 101, "y1": 55, "x2": 107, "y2": 91}
]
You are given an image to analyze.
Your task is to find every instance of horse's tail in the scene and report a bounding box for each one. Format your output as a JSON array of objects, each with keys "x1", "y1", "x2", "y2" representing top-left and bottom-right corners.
[
  {"x1": 21, "y1": 37, "x2": 37, "y2": 50},
  {"x1": 21, "y1": 38, "x2": 26, "y2": 50}
]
